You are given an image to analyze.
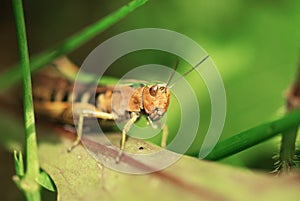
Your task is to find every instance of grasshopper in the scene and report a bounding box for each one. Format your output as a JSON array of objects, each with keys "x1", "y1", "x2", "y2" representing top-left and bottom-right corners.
[{"x1": 32, "y1": 56, "x2": 209, "y2": 160}]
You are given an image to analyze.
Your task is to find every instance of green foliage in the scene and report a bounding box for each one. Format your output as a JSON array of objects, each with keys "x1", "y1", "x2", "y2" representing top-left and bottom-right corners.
[
  {"x1": 38, "y1": 131, "x2": 300, "y2": 201},
  {"x1": 12, "y1": 0, "x2": 40, "y2": 200},
  {"x1": 36, "y1": 171, "x2": 56, "y2": 192},
  {"x1": 14, "y1": 150, "x2": 24, "y2": 178},
  {"x1": 0, "y1": 0, "x2": 149, "y2": 93}
]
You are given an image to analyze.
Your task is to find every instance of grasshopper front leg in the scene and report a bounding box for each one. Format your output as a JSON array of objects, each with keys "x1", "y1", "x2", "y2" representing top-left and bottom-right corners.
[
  {"x1": 161, "y1": 124, "x2": 168, "y2": 148},
  {"x1": 116, "y1": 112, "x2": 139, "y2": 162},
  {"x1": 147, "y1": 117, "x2": 169, "y2": 148}
]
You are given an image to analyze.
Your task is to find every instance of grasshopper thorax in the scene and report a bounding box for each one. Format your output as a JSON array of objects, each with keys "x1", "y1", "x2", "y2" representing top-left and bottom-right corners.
[{"x1": 142, "y1": 84, "x2": 170, "y2": 121}]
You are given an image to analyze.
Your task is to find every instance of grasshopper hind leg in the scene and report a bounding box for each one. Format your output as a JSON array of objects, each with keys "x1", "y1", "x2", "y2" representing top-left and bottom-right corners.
[
  {"x1": 67, "y1": 107, "x2": 117, "y2": 152},
  {"x1": 67, "y1": 114, "x2": 84, "y2": 152}
]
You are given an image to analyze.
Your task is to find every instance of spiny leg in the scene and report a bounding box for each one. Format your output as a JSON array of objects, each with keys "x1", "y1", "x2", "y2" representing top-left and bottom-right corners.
[
  {"x1": 67, "y1": 108, "x2": 117, "y2": 152},
  {"x1": 116, "y1": 112, "x2": 139, "y2": 163},
  {"x1": 161, "y1": 124, "x2": 168, "y2": 148},
  {"x1": 67, "y1": 113, "x2": 84, "y2": 152}
]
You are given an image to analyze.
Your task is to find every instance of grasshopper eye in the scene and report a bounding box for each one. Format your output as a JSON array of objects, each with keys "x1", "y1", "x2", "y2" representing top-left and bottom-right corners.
[{"x1": 149, "y1": 85, "x2": 158, "y2": 96}]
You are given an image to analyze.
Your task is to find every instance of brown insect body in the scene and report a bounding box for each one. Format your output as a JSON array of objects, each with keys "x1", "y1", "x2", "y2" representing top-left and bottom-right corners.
[
  {"x1": 32, "y1": 58, "x2": 171, "y2": 157},
  {"x1": 33, "y1": 55, "x2": 209, "y2": 160},
  {"x1": 32, "y1": 70, "x2": 171, "y2": 125}
]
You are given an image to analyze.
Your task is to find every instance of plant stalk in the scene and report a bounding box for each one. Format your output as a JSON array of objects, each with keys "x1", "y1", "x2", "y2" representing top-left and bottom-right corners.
[
  {"x1": 12, "y1": 0, "x2": 40, "y2": 199},
  {"x1": 205, "y1": 109, "x2": 300, "y2": 161},
  {"x1": 276, "y1": 58, "x2": 300, "y2": 173}
]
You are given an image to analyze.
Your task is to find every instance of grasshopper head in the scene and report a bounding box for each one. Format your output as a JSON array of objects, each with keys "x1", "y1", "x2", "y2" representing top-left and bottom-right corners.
[{"x1": 143, "y1": 84, "x2": 170, "y2": 121}]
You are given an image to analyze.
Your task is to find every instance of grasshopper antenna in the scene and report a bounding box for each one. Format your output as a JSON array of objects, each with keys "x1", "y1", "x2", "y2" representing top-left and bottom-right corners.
[
  {"x1": 169, "y1": 55, "x2": 210, "y2": 88},
  {"x1": 165, "y1": 58, "x2": 179, "y2": 90}
]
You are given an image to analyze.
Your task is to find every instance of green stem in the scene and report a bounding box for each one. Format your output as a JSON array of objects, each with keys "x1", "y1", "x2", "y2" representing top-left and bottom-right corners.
[
  {"x1": 277, "y1": 126, "x2": 298, "y2": 172},
  {"x1": 12, "y1": 0, "x2": 40, "y2": 200},
  {"x1": 0, "y1": 0, "x2": 148, "y2": 93},
  {"x1": 276, "y1": 61, "x2": 300, "y2": 173},
  {"x1": 204, "y1": 109, "x2": 300, "y2": 161}
]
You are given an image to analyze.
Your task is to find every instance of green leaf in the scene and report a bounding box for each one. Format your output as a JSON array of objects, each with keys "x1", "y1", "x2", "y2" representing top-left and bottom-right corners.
[
  {"x1": 36, "y1": 171, "x2": 56, "y2": 192},
  {"x1": 14, "y1": 150, "x2": 24, "y2": 177},
  {"x1": 38, "y1": 129, "x2": 300, "y2": 201},
  {"x1": 2, "y1": 108, "x2": 300, "y2": 200}
]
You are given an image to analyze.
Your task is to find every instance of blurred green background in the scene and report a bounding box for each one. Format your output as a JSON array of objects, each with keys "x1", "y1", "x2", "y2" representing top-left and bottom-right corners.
[{"x1": 1, "y1": 0, "x2": 300, "y2": 199}]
